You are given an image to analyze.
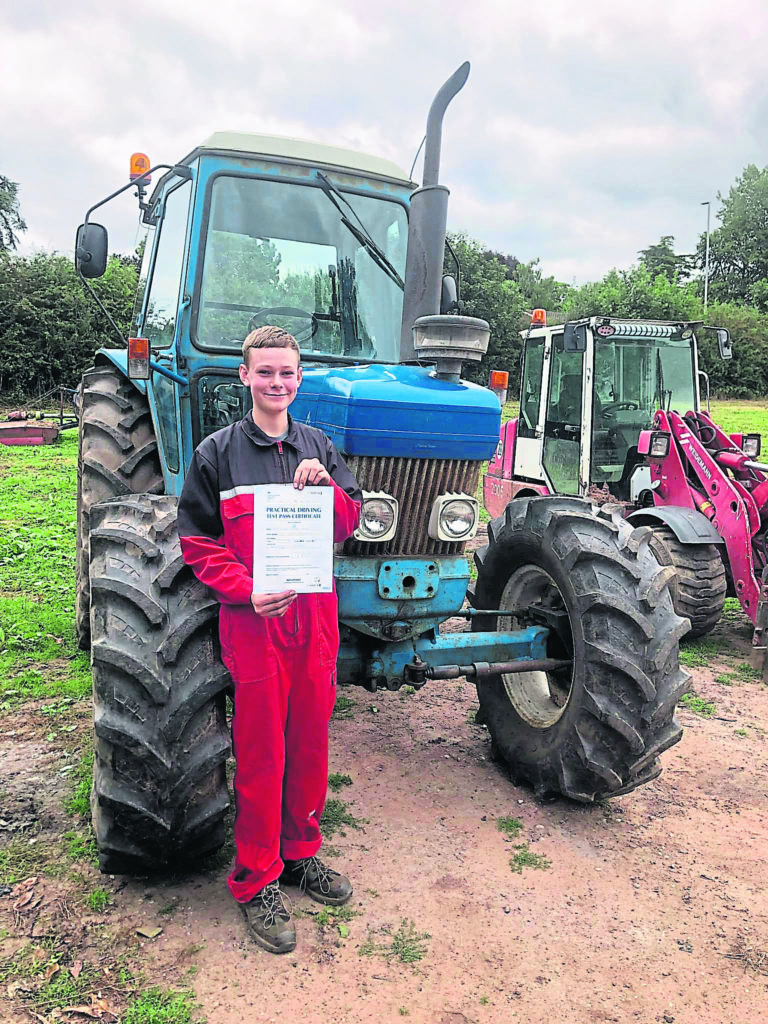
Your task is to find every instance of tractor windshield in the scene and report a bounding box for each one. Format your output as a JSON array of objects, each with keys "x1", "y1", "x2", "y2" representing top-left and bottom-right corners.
[
  {"x1": 195, "y1": 175, "x2": 408, "y2": 362},
  {"x1": 591, "y1": 333, "x2": 696, "y2": 490}
]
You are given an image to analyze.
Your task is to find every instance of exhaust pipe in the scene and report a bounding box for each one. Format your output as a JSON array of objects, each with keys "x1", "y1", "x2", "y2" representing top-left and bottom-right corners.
[{"x1": 400, "y1": 62, "x2": 470, "y2": 361}]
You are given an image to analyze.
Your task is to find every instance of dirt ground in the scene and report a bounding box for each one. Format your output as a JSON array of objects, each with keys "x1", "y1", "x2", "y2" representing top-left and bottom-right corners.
[{"x1": 2, "y1": 609, "x2": 767, "y2": 1024}]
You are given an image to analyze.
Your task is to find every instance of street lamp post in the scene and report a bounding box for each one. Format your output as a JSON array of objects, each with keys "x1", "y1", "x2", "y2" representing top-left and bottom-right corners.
[{"x1": 701, "y1": 200, "x2": 711, "y2": 312}]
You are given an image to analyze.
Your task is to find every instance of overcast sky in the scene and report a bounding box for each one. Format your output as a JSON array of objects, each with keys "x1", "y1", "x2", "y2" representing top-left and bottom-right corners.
[{"x1": 3, "y1": 0, "x2": 767, "y2": 284}]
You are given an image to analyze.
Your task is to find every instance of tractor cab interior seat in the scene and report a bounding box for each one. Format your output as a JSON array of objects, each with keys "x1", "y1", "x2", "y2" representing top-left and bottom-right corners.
[{"x1": 555, "y1": 374, "x2": 583, "y2": 424}]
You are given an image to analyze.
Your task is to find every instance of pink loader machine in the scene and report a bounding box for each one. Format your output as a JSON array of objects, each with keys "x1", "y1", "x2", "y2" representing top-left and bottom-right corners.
[{"x1": 483, "y1": 313, "x2": 768, "y2": 665}]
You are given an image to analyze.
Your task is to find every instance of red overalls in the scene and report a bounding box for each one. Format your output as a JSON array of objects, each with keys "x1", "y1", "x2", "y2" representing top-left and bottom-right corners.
[{"x1": 178, "y1": 415, "x2": 361, "y2": 901}]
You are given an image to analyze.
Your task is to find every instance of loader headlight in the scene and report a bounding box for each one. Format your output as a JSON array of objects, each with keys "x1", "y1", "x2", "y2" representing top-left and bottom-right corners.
[
  {"x1": 428, "y1": 493, "x2": 479, "y2": 541},
  {"x1": 649, "y1": 431, "x2": 671, "y2": 458},
  {"x1": 354, "y1": 492, "x2": 398, "y2": 543},
  {"x1": 743, "y1": 434, "x2": 761, "y2": 458}
]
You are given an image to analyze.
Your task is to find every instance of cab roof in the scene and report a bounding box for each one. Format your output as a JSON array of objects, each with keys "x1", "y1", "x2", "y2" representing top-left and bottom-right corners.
[{"x1": 186, "y1": 131, "x2": 414, "y2": 186}]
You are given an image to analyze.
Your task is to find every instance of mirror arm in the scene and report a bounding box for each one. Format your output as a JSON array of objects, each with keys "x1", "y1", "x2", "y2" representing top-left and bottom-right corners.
[
  {"x1": 81, "y1": 163, "x2": 190, "y2": 226},
  {"x1": 76, "y1": 269, "x2": 127, "y2": 348}
]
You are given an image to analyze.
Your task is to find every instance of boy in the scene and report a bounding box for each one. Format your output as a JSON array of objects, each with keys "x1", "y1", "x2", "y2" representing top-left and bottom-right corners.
[{"x1": 178, "y1": 325, "x2": 362, "y2": 954}]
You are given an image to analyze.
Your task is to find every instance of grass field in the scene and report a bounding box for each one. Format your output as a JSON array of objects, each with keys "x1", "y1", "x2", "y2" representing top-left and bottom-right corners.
[
  {"x1": 500, "y1": 399, "x2": 767, "y2": 432},
  {"x1": 0, "y1": 435, "x2": 201, "y2": 1024},
  {"x1": 0, "y1": 431, "x2": 89, "y2": 711}
]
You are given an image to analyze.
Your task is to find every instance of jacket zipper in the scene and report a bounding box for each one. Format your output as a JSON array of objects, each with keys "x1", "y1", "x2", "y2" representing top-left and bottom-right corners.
[{"x1": 276, "y1": 440, "x2": 289, "y2": 483}]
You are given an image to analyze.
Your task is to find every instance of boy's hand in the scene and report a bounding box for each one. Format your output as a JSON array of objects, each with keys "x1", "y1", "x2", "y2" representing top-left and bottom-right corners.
[
  {"x1": 293, "y1": 458, "x2": 331, "y2": 489},
  {"x1": 251, "y1": 590, "x2": 297, "y2": 617}
]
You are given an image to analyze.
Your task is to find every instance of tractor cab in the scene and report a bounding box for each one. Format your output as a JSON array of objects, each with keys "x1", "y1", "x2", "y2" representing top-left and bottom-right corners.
[{"x1": 490, "y1": 317, "x2": 703, "y2": 512}]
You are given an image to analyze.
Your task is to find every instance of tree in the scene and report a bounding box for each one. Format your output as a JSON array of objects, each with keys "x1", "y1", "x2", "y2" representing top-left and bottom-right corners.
[
  {"x1": 696, "y1": 164, "x2": 768, "y2": 303},
  {"x1": 638, "y1": 235, "x2": 693, "y2": 283},
  {"x1": 564, "y1": 265, "x2": 702, "y2": 322},
  {"x1": 0, "y1": 176, "x2": 27, "y2": 251},
  {"x1": 444, "y1": 233, "x2": 528, "y2": 386},
  {"x1": 0, "y1": 251, "x2": 136, "y2": 399},
  {"x1": 509, "y1": 257, "x2": 572, "y2": 310}
]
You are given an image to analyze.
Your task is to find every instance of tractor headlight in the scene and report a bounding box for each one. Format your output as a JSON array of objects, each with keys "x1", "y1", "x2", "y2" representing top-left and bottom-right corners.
[
  {"x1": 428, "y1": 493, "x2": 479, "y2": 542},
  {"x1": 354, "y1": 491, "x2": 398, "y2": 543},
  {"x1": 743, "y1": 434, "x2": 761, "y2": 458}
]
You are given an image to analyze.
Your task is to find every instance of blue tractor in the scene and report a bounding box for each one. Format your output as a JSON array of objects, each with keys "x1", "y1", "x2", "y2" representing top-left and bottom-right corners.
[{"x1": 75, "y1": 65, "x2": 688, "y2": 873}]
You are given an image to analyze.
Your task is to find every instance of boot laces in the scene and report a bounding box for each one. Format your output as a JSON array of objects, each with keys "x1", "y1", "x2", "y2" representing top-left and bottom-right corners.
[
  {"x1": 299, "y1": 856, "x2": 333, "y2": 895},
  {"x1": 257, "y1": 881, "x2": 291, "y2": 928}
]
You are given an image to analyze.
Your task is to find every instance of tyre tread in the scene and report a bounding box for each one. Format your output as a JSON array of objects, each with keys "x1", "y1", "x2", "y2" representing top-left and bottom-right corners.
[
  {"x1": 472, "y1": 496, "x2": 689, "y2": 802},
  {"x1": 89, "y1": 494, "x2": 231, "y2": 872}
]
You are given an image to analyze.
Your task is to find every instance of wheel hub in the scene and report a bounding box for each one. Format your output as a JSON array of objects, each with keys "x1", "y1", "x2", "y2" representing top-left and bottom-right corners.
[{"x1": 497, "y1": 564, "x2": 574, "y2": 728}]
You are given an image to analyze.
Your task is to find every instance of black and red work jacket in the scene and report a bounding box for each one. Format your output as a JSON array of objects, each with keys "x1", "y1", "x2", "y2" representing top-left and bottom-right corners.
[{"x1": 178, "y1": 413, "x2": 362, "y2": 682}]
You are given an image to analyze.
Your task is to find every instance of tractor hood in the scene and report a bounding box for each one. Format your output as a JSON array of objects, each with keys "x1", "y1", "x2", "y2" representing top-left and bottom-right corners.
[{"x1": 291, "y1": 363, "x2": 500, "y2": 461}]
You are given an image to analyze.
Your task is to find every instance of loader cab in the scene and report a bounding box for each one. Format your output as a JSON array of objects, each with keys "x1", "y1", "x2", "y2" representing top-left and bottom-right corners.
[{"x1": 514, "y1": 318, "x2": 700, "y2": 501}]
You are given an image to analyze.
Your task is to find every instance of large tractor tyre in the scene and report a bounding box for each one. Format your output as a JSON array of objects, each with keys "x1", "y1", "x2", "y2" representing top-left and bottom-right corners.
[
  {"x1": 645, "y1": 526, "x2": 727, "y2": 639},
  {"x1": 89, "y1": 494, "x2": 231, "y2": 874},
  {"x1": 76, "y1": 365, "x2": 164, "y2": 650},
  {"x1": 470, "y1": 497, "x2": 690, "y2": 803}
]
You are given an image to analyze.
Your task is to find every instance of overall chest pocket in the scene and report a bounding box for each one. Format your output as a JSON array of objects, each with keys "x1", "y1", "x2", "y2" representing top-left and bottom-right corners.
[{"x1": 221, "y1": 496, "x2": 253, "y2": 565}]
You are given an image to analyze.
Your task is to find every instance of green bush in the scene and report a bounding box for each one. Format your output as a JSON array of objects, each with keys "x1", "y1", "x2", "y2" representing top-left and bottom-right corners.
[{"x1": 0, "y1": 250, "x2": 136, "y2": 400}]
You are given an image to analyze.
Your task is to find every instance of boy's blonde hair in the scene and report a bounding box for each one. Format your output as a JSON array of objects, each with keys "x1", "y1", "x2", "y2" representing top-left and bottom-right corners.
[{"x1": 242, "y1": 326, "x2": 300, "y2": 366}]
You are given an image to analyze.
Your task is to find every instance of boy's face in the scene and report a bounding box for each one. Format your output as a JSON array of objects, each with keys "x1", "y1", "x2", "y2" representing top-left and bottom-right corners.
[{"x1": 239, "y1": 347, "x2": 302, "y2": 419}]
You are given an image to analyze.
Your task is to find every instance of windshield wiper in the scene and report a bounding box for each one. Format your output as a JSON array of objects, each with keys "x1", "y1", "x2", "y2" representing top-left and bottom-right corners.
[{"x1": 316, "y1": 171, "x2": 405, "y2": 291}]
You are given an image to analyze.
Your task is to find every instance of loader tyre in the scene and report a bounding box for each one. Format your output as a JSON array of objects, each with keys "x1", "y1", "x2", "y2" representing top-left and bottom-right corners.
[
  {"x1": 76, "y1": 365, "x2": 163, "y2": 649},
  {"x1": 646, "y1": 526, "x2": 727, "y2": 638},
  {"x1": 470, "y1": 497, "x2": 690, "y2": 802},
  {"x1": 89, "y1": 494, "x2": 231, "y2": 874}
]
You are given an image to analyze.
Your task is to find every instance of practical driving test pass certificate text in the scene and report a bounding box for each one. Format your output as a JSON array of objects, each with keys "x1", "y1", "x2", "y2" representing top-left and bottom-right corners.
[{"x1": 252, "y1": 484, "x2": 334, "y2": 594}]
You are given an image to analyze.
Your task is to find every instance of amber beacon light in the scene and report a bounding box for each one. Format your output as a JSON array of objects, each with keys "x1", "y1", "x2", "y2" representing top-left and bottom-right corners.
[{"x1": 129, "y1": 153, "x2": 151, "y2": 183}]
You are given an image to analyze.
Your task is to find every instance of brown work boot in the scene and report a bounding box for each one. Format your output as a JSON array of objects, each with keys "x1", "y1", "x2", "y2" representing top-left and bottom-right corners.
[
  {"x1": 242, "y1": 881, "x2": 296, "y2": 954},
  {"x1": 282, "y1": 855, "x2": 353, "y2": 906}
]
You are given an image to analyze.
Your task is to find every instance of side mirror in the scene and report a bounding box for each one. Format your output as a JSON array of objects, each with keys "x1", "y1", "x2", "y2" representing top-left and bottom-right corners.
[
  {"x1": 564, "y1": 322, "x2": 587, "y2": 352},
  {"x1": 75, "y1": 222, "x2": 108, "y2": 279},
  {"x1": 716, "y1": 328, "x2": 733, "y2": 361},
  {"x1": 440, "y1": 274, "x2": 460, "y2": 314}
]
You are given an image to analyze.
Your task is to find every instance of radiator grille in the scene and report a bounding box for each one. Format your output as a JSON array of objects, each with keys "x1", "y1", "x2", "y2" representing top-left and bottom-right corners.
[{"x1": 343, "y1": 456, "x2": 482, "y2": 556}]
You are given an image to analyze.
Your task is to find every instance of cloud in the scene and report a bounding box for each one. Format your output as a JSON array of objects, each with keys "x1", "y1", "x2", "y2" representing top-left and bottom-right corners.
[{"x1": 3, "y1": 0, "x2": 768, "y2": 283}]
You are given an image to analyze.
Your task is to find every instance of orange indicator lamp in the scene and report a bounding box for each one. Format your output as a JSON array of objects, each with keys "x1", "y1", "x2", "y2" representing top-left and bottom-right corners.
[
  {"x1": 128, "y1": 337, "x2": 151, "y2": 380},
  {"x1": 530, "y1": 308, "x2": 547, "y2": 327},
  {"x1": 488, "y1": 368, "x2": 509, "y2": 406}
]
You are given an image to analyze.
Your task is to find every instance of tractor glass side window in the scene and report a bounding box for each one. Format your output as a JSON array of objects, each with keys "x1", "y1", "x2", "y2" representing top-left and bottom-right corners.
[
  {"x1": 142, "y1": 180, "x2": 192, "y2": 347},
  {"x1": 518, "y1": 338, "x2": 544, "y2": 439},
  {"x1": 542, "y1": 334, "x2": 582, "y2": 495},
  {"x1": 152, "y1": 371, "x2": 180, "y2": 473},
  {"x1": 197, "y1": 375, "x2": 249, "y2": 439},
  {"x1": 131, "y1": 228, "x2": 155, "y2": 335}
]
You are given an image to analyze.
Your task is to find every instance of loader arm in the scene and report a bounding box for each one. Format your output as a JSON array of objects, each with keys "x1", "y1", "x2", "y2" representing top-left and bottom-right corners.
[{"x1": 653, "y1": 408, "x2": 762, "y2": 623}]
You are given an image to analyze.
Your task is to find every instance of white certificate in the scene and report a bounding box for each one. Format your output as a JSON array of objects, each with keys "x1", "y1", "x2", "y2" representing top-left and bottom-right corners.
[{"x1": 252, "y1": 484, "x2": 334, "y2": 594}]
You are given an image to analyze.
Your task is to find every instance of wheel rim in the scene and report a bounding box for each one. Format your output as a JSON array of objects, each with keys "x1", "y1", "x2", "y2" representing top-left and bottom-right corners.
[{"x1": 498, "y1": 564, "x2": 574, "y2": 729}]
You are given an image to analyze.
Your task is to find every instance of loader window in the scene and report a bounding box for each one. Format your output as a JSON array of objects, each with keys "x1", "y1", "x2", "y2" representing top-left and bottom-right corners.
[
  {"x1": 518, "y1": 338, "x2": 544, "y2": 439},
  {"x1": 196, "y1": 174, "x2": 407, "y2": 362},
  {"x1": 542, "y1": 335, "x2": 582, "y2": 495},
  {"x1": 591, "y1": 335, "x2": 696, "y2": 491}
]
